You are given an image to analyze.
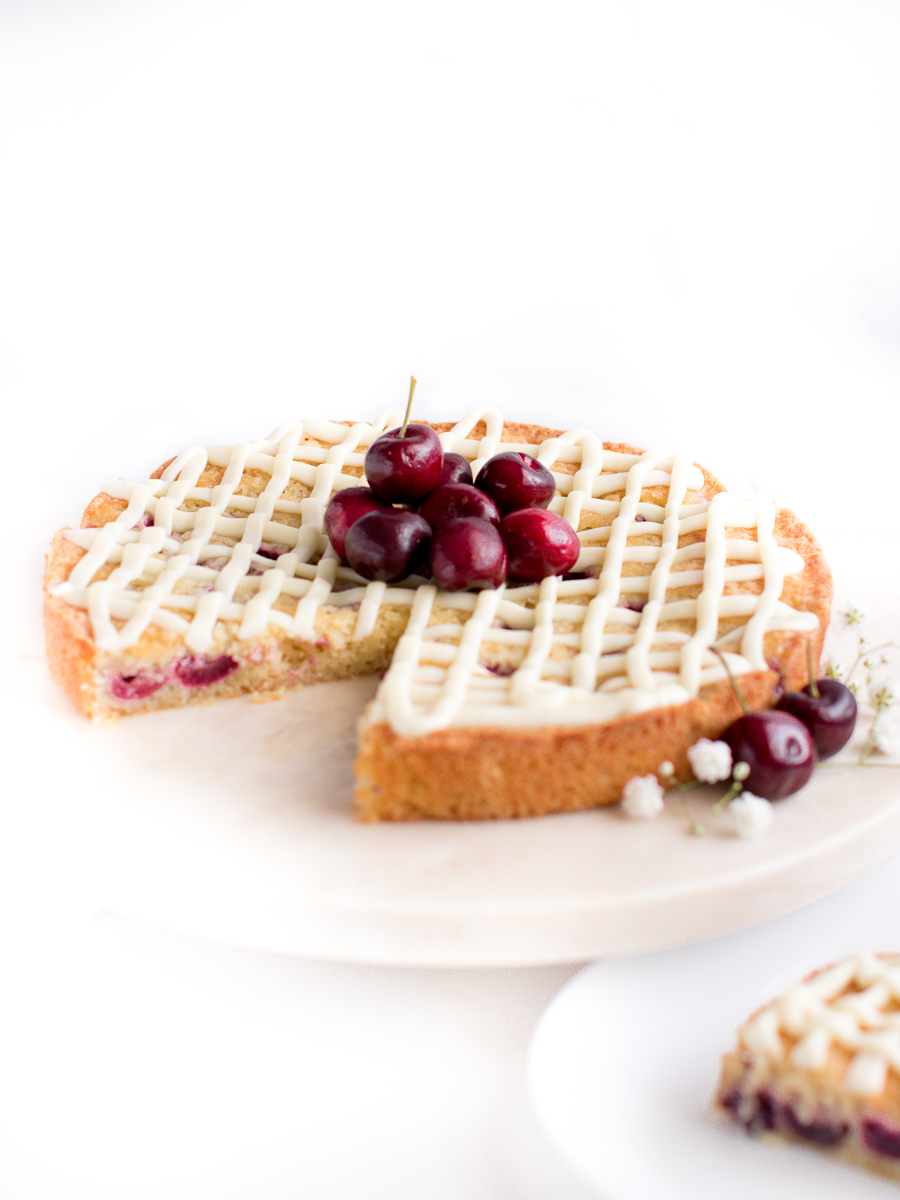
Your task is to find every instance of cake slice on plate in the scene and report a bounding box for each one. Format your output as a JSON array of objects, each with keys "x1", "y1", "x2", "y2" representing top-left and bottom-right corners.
[
  {"x1": 44, "y1": 408, "x2": 831, "y2": 820},
  {"x1": 717, "y1": 952, "x2": 900, "y2": 1178}
]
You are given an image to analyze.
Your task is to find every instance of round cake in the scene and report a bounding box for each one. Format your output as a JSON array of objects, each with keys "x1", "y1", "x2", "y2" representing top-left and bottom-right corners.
[{"x1": 43, "y1": 408, "x2": 831, "y2": 820}]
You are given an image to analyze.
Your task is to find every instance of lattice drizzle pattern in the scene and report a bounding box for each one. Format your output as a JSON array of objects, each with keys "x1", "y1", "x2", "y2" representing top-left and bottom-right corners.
[
  {"x1": 741, "y1": 953, "x2": 900, "y2": 1098},
  {"x1": 52, "y1": 408, "x2": 817, "y2": 734}
]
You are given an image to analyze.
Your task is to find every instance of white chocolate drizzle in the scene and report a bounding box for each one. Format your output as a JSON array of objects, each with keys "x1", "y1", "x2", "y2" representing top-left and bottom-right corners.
[
  {"x1": 52, "y1": 409, "x2": 818, "y2": 735},
  {"x1": 740, "y1": 953, "x2": 900, "y2": 1097}
]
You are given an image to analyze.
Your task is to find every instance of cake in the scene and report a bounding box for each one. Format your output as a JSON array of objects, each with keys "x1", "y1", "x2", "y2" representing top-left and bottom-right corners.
[
  {"x1": 44, "y1": 408, "x2": 831, "y2": 820},
  {"x1": 716, "y1": 952, "x2": 900, "y2": 1179}
]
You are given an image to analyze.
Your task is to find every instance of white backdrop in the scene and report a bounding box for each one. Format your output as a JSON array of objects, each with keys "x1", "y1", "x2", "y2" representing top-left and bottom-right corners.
[{"x1": 2, "y1": 2, "x2": 899, "y2": 1197}]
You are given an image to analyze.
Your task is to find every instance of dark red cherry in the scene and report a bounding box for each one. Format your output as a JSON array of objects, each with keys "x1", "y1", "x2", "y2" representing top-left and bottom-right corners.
[
  {"x1": 324, "y1": 486, "x2": 392, "y2": 563},
  {"x1": 436, "y1": 452, "x2": 473, "y2": 488},
  {"x1": 722, "y1": 710, "x2": 816, "y2": 800},
  {"x1": 364, "y1": 424, "x2": 443, "y2": 503},
  {"x1": 108, "y1": 667, "x2": 168, "y2": 701},
  {"x1": 499, "y1": 508, "x2": 580, "y2": 582},
  {"x1": 429, "y1": 518, "x2": 507, "y2": 591},
  {"x1": 776, "y1": 680, "x2": 857, "y2": 759},
  {"x1": 779, "y1": 1102, "x2": 848, "y2": 1147},
  {"x1": 418, "y1": 483, "x2": 500, "y2": 530},
  {"x1": 173, "y1": 655, "x2": 239, "y2": 689},
  {"x1": 344, "y1": 509, "x2": 432, "y2": 582},
  {"x1": 475, "y1": 451, "x2": 555, "y2": 515},
  {"x1": 862, "y1": 1118, "x2": 900, "y2": 1159}
]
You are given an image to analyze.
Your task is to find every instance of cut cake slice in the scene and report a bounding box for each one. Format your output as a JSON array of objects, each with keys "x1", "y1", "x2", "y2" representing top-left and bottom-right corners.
[{"x1": 716, "y1": 952, "x2": 900, "y2": 1180}]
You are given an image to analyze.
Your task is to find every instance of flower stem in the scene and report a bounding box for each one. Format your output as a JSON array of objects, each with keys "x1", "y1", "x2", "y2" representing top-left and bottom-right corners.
[
  {"x1": 712, "y1": 780, "x2": 744, "y2": 814},
  {"x1": 845, "y1": 641, "x2": 894, "y2": 687}
]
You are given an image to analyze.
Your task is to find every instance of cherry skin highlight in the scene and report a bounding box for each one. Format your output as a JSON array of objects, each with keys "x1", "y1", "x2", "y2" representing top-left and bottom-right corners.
[
  {"x1": 364, "y1": 424, "x2": 443, "y2": 503},
  {"x1": 722, "y1": 710, "x2": 816, "y2": 800},
  {"x1": 429, "y1": 518, "x2": 507, "y2": 591},
  {"x1": 418, "y1": 483, "x2": 500, "y2": 530},
  {"x1": 324, "y1": 487, "x2": 392, "y2": 563},
  {"x1": 776, "y1": 679, "x2": 857, "y2": 759},
  {"x1": 344, "y1": 509, "x2": 432, "y2": 583},
  {"x1": 499, "y1": 508, "x2": 580, "y2": 582},
  {"x1": 435, "y1": 452, "x2": 473, "y2": 488},
  {"x1": 475, "y1": 451, "x2": 555, "y2": 515}
]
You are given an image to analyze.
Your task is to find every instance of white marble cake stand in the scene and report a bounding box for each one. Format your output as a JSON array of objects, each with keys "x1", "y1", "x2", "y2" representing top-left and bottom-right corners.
[{"x1": 52, "y1": 658, "x2": 895, "y2": 968}]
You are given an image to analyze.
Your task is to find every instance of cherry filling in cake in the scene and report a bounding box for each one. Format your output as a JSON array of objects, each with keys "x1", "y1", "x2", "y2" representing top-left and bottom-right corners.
[
  {"x1": 44, "y1": 408, "x2": 831, "y2": 821},
  {"x1": 716, "y1": 952, "x2": 900, "y2": 1179},
  {"x1": 108, "y1": 654, "x2": 239, "y2": 698},
  {"x1": 108, "y1": 668, "x2": 169, "y2": 701}
]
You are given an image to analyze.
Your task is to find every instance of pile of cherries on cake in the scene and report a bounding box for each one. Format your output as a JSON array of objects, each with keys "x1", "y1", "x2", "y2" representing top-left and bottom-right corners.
[{"x1": 324, "y1": 420, "x2": 580, "y2": 590}]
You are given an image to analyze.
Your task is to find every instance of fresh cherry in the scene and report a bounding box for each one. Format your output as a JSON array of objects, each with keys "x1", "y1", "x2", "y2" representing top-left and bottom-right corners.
[
  {"x1": 475, "y1": 451, "x2": 555, "y2": 515},
  {"x1": 344, "y1": 509, "x2": 432, "y2": 583},
  {"x1": 418, "y1": 483, "x2": 500, "y2": 530},
  {"x1": 365, "y1": 423, "x2": 443, "y2": 503},
  {"x1": 722, "y1": 710, "x2": 816, "y2": 800},
  {"x1": 324, "y1": 486, "x2": 392, "y2": 563},
  {"x1": 499, "y1": 508, "x2": 580, "y2": 582},
  {"x1": 429, "y1": 518, "x2": 507, "y2": 591},
  {"x1": 436, "y1": 452, "x2": 473, "y2": 487},
  {"x1": 776, "y1": 679, "x2": 857, "y2": 759}
]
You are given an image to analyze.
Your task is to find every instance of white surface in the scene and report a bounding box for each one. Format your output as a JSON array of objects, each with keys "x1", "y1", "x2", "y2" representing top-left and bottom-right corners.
[
  {"x1": 2, "y1": 0, "x2": 900, "y2": 1195},
  {"x1": 528, "y1": 853, "x2": 900, "y2": 1200},
  {"x1": 39, "y1": 658, "x2": 900, "y2": 967},
  {"x1": 0, "y1": 917, "x2": 599, "y2": 1200}
]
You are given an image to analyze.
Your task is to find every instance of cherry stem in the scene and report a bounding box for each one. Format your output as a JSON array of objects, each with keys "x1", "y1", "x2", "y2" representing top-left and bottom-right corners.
[
  {"x1": 711, "y1": 646, "x2": 750, "y2": 715},
  {"x1": 399, "y1": 376, "x2": 417, "y2": 438},
  {"x1": 807, "y1": 639, "x2": 820, "y2": 699}
]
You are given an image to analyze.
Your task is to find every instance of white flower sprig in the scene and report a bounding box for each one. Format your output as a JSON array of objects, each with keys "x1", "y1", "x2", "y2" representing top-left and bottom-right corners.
[
  {"x1": 617, "y1": 738, "x2": 756, "y2": 837},
  {"x1": 729, "y1": 792, "x2": 774, "y2": 837},
  {"x1": 621, "y1": 775, "x2": 665, "y2": 819},
  {"x1": 687, "y1": 738, "x2": 733, "y2": 784},
  {"x1": 823, "y1": 605, "x2": 897, "y2": 765}
]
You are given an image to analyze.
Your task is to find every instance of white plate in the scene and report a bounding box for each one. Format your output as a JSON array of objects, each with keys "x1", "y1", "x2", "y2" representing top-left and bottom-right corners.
[
  {"x1": 36, "y1": 642, "x2": 893, "y2": 966},
  {"x1": 528, "y1": 853, "x2": 900, "y2": 1199}
]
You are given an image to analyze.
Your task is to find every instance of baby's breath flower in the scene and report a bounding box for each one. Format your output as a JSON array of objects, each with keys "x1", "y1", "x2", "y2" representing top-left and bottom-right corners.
[
  {"x1": 729, "y1": 793, "x2": 774, "y2": 837},
  {"x1": 732, "y1": 761, "x2": 751, "y2": 782},
  {"x1": 844, "y1": 602, "x2": 869, "y2": 626},
  {"x1": 872, "y1": 715, "x2": 900, "y2": 758},
  {"x1": 875, "y1": 679, "x2": 900, "y2": 710},
  {"x1": 824, "y1": 663, "x2": 842, "y2": 681},
  {"x1": 687, "y1": 738, "x2": 733, "y2": 784},
  {"x1": 658, "y1": 760, "x2": 675, "y2": 779},
  {"x1": 621, "y1": 775, "x2": 665, "y2": 819}
]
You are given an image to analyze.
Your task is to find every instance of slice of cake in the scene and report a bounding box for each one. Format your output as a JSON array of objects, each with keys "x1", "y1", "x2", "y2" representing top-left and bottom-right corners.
[
  {"x1": 44, "y1": 408, "x2": 831, "y2": 820},
  {"x1": 716, "y1": 952, "x2": 900, "y2": 1179}
]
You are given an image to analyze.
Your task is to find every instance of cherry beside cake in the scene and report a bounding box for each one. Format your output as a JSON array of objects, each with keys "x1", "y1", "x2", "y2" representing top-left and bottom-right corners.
[
  {"x1": 717, "y1": 952, "x2": 900, "y2": 1180},
  {"x1": 43, "y1": 407, "x2": 831, "y2": 820}
]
